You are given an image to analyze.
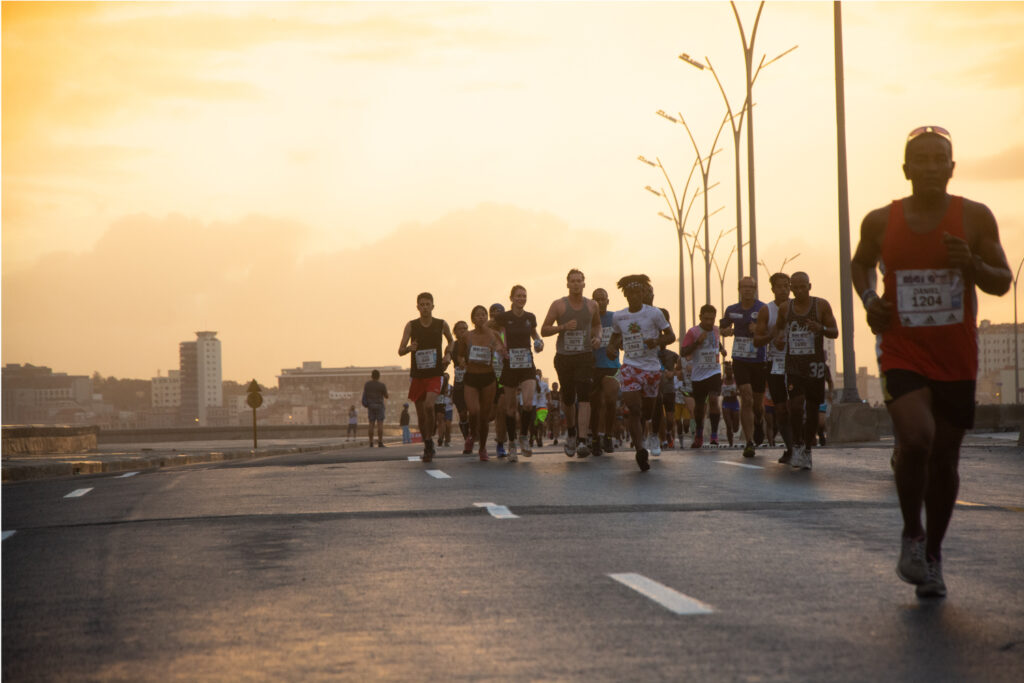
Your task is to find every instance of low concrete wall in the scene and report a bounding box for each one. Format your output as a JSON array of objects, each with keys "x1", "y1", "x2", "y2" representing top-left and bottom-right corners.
[
  {"x1": 97, "y1": 423, "x2": 402, "y2": 444},
  {"x1": 2, "y1": 425, "x2": 100, "y2": 455},
  {"x1": 828, "y1": 403, "x2": 1024, "y2": 443}
]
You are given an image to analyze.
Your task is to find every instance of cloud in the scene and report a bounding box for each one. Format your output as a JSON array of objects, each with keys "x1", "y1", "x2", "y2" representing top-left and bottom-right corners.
[
  {"x1": 959, "y1": 145, "x2": 1024, "y2": 181},
  {"x1": 1, "y1": 204, "x2": 640, "y2": 385}
]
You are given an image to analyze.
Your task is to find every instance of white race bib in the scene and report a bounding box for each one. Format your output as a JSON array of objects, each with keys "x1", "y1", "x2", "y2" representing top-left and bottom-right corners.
[
  {"x1": 788, "y1": 327, "x2": 814, "y2": 355},
  {"x1": 468, "y1": 345, "x2": 491, "y2": 363},
  {"x1": 415, "y1": 349, "x2": 437, "y2": 369},
  {"x1": 563, "y1": 329, "x2": 586, "y2": 352},
  {"x1": 896, "y1": 268, "x2": 964, "y2": 327},
  {"x1": 509, "y1": 347, "x2": 533, "y2": 369},
  {"x1": 732, "y1": 336, "x2": 756, "y2": 359},
  {"x1": 623, "y1": 332, "x2": 646, "y2": 357},
  {"x1": 454, "y1": 367, "x2": 466, "y2": 383},
  {"x1": 600, "y1": 326, "x2": 614, "y2": 348},
  {"x1": 771, "y1": 354, "x2": 786, "y2": 375}
]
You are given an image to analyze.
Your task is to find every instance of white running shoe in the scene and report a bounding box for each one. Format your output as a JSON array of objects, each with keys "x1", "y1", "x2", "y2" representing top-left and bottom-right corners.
[
  {"x1": 519, "y1": 435, "x2": 532, "y2": 457},
  {"x1": 563, "y1": 435, "x2": 577, "y2": 457},
  {"x1": 648, "y1": 435, "x2": 661, "y2": 457}
]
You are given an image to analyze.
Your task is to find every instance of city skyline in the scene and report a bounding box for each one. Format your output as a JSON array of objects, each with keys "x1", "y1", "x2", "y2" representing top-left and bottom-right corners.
[{"x1": 3, "y1": 2, "x2": 1023, "y2": 388}]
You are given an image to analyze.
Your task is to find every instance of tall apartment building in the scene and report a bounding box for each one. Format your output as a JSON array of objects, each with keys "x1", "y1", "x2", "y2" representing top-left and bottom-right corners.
[
  {"x1": 977, "y1": 319, "x2": 1024, "y2": 404},
  {"x1": 178, "y1": 331, "x2": 223, "y2": 425}
]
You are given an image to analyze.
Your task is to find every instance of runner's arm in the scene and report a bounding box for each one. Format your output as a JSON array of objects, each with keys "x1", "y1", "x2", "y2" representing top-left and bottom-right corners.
[
  {"x1": 961, "y1": 201, "x2": 1012, "y2": 296},
  {"x1": 818, "y1": 300, "x2": 840, "y2": 340},
  {"x1": 540, "y1": 300, "x2": 562, "y2": 337},
  {"x1": 753, "y1": 308, "x2": 772, "y2": 347},
  {"x1": 852, "y1": 208, "x2": 893, "y2": 333},
  {"x1": 398, "y1": 322, "x2": 414, "y2": 356}
]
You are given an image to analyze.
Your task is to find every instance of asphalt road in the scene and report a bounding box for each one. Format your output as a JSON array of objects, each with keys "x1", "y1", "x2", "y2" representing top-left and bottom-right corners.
[{"x1": 3, "y1": 438, "x2": 1023, "y2": 681}]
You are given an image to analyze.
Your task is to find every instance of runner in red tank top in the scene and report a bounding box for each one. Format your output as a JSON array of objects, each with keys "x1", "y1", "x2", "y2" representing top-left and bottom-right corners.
[{"x1": 851, "y1": 126, "x2": 1012, "y2": 599}]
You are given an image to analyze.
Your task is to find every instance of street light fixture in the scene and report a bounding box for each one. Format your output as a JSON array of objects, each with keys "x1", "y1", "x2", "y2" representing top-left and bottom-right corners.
[
  {"x1": 657, "y1": 109, "x2": 730, "y2": 306},
  {"x1": 757, "y1": 253, "x2": 801, "y2": 281},
  {"x1": 680, "y1": 44, "x2": 795, "y2": 283},
  {"x1": 638, "y1": 149, "x2": 722, "y2": 331}
]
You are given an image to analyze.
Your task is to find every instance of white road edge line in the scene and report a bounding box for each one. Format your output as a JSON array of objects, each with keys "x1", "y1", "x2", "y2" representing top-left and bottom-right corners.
[
  {"x1": 472, "y1": 502, "x2": 519, "y2": 519},
  {"x1": 609, "y1": 573, "x2": 715, "y2": 615},
  {"x1": 715, "y1": 460, "x2": 763, "y2": 470},
  {"x1": 407, "y1": 456, "x2": 422, "y2": 461},
  {"x1": 117, "y1": 472, "x2": 139, "y2": 478},
  {"x1": 426, "y1": 470, "x2": 451, "y2": 479},
  {"x1": 64, "y1": 488, "x2": 94, "y2": 498},
  {"x1": 2, "y1": 531, "x2": 15, "y2": 541}
]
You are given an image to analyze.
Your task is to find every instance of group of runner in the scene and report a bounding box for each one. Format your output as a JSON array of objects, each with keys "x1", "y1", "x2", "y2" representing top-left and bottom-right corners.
[{"x1": 397, "y1": 126, "x2": 1012, "y2": 601}]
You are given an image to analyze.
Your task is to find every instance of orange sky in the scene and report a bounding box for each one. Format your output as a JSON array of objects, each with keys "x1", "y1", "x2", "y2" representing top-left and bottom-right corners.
[{"x1": 3, "y1": 1, "x2": 1024, "y2": 387}]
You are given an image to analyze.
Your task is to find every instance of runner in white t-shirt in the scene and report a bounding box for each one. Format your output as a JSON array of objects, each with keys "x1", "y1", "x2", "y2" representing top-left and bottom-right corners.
[
  {"x1": 606, "y1": 274, "x2": 675, "y2": 472},
  {"x1": 680, "y1": 303, "x2": 727, "y2": 448}
]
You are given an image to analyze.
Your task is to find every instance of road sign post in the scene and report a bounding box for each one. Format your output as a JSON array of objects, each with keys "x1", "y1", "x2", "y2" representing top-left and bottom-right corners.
[{"x1": 246, "y1": 380, "x2": 263, "y2": 449}]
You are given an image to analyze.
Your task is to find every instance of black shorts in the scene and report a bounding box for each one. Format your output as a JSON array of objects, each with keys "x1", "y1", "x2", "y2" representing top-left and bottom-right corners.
[
  {"x1": 463, "y1": 372, "x2": 496, "y2": 391},
  {"x1": 692, "y1": 374, "x2": 722, "y2": 407},
  {"x1": 501, "y1": 367, "x2": 536, "y2": 388},
  {"x1": 767, "y1": 373, "x2": 789, "y2": 404},
  {"x1": 787, "y1": 375, "x2": 825, "y2": 410},
  {"x1": 594, "y1": 366, "x2": 620, "y2": 381},
  {"x1": 554, "y1": 353, "x2": 595, "y2": 405},
  {"x1": 882, "y1": 369, "x2": 976, "y2": 430},
  {"x1": 733, "y1": 360, "x2": 767, "y2": 394}
]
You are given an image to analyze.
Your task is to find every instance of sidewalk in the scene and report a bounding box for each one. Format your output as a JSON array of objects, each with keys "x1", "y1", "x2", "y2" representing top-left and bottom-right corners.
[{"x1": 1, "y1": 436, "x2": 378, "y2": 483}]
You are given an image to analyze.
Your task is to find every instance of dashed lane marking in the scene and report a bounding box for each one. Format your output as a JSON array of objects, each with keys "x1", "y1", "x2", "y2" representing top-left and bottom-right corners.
[
  {"x1": 117, "y1": 472, "x2": 139, "y2": 478},
  {"x1": 64, "y1": 488, "x2": 94, "y2": 499},
  {"x1": 408, "y1": 456, "x2": 423, "y2": 461},
  {"x1": 715, "y1": 460, "x2": 764, "y2": 470},
  {"x1": 473, "y1": 502, "x2": 519, "y2": 519},
  {"x1": 2, "y1": 531, "x2": 15, "y2": 542},
  {"x1": 609, "y1": 573, "x2": 715, "y2": 615},
  {"x1": 426, "y1": 470, "x2": 451, "y2": 479}
]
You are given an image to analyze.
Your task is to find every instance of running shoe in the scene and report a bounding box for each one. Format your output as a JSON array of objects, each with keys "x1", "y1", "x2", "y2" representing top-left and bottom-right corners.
[
  {"x1": 690, "y1": 435, "x2": 704, "y2": 449},
  {"x1": 635, "y1": 448, "x2": 650, "y2": 472},
  {"x1": 378, "y1": 442, "x2": 386, "y2": 448},
  {"x1": 778, "y1": 448, "x2": 792, "y2": 465},
  {"x1": 520, "y1": 435, "x2": 532, "y2": 457},
  {"x1": 563, "y1": 435, "x2": 577, "y2": 458},
  {"x1": 496, "y1": 443, "x2": 507, "y2": 459},
  {"x1": 537, "y1": 438, "x2": 544, "y2": 448},
  {"x1": 649, "y1": 436, "x2": 661, "y2": 457},
  {"x1": 508, "y1": 448, "x2": 518, "y2": 463},
  {"x1": 423, "y1": 440, "x2": 435, "y2": 463},
  {"x1": 915, "y1": 558, "x2": 947, "y2": 598},
  {"x1": 576, "y1": 440, "x2": 591, "y2": 458},
  {"x1": 896, "y1": 535, "x2": 928, "y2": 585},
  {"x1": 591, "y1": 436, "x2": 602, "y2": 457},
  {"x1": 753, "y1": 423, "x2": 764, "y2": 446},
  {"x1": 464, "y1": 436, "x2": 475, "y2": 455},
  {"x1": 603, "y1": 435, "x2": 615, "y2": 453},
  {"x1": 479, "y1": 444, "x2": 489, "y2": 462},
  {"x1": 790, "y1": 444, "x2": 805, "y2": 469},
  {"x1": 709, "y1": 438, "x2": 719, "y2": 447},
  {"x1": 508, "y1": 440, "x2": 518, "y2": 457},
  {"x1": 742, "y1": 443, "x2": 756, "y2": 459},
  {"x1": 801, "y1": 449, "x2": 813, "y2": 470}
]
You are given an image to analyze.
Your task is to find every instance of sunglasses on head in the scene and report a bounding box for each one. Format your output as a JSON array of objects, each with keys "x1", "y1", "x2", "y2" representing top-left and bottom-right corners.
[{"x1": 907, "y1": 125, "x2": 952, "y2": 144}]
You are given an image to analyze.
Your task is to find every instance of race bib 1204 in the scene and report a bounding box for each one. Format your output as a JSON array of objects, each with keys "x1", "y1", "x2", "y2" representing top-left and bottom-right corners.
[{"x1": 895, "y1": 268, "x2": 964, "y2": 327}]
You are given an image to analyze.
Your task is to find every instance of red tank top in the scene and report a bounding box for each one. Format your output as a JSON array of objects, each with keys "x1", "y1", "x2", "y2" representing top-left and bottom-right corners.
[{"x1": 879, "y1": 196, "x2": 977, "y2": 381}]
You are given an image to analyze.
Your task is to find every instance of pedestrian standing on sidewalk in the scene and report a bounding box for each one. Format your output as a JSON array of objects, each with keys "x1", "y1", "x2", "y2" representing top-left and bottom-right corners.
[
  {"x1": 362, "y1": 369, "x2": 389, "y2": 448},
  {"x1": 400, "y1": 403, "x2": 412, "y2": 444}
]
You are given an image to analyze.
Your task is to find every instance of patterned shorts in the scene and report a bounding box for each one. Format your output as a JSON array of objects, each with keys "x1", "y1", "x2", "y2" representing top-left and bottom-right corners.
[{"x1": 619, "y1": 364, "x2": 663, "y2": 398}]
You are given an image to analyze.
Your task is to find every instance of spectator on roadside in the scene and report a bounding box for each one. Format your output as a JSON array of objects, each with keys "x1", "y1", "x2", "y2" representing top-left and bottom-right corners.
[
  {"x1": 362, "y1": 369, "x2": 389, "y2": 448},
  {"x1": 400, "y1": 403, "x2": 412, "y2": 443},
  {"x1": 347, "y1": 406, "x2": 358, "y2": 440}
]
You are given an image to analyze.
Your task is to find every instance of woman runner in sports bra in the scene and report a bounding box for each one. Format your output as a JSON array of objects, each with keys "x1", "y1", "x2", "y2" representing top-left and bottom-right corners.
[{"x1": 456, "y1": 305, "x2": 506, "y2": 461}]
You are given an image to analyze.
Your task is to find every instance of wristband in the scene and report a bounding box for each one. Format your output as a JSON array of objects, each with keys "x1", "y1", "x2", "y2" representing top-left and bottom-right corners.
[{"x1": 861, "y1": 289, "x2": 879, "y2": 308}]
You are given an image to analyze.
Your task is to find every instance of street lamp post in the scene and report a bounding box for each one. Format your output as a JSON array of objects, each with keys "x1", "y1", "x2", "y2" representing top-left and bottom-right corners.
[
  {"x1": 1014, "y1": 256, "x2": 1024, "y2": 404},
  {"x1": 658, "y1": 109, "x2": 729, "y2": 305},
  {"x1": 833, "y1": 0, "x2": 860, "y2": 403},
  {"x1": 640, "y1": 153, "x2": 720, "y2": 331},
  {"x1": 679, "y1": 43, "x2": 796, "y2": 283}
]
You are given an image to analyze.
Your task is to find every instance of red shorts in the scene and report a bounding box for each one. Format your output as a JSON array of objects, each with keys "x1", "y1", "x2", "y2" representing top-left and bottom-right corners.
[
  {"x1": 619, "y1": 364, "x2": 662, "y2": 398},
  {"x1": 408, "y1": 376, "x2": 442, "y2": 403}
]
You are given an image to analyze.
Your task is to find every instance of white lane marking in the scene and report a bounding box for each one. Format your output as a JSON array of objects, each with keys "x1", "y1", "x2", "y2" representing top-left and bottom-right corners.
[
  {"x1": 2, "y1": 531, "x2": 15, "y2": 541},
  {"x1": 64, "y1": 488, "x2": 94, "y2": 498},
  {"x1": 472, "y1": 502, "x2": 519, "y2": 519},
  {"x1": 117, "y1": 471, "x2": 139, "y2": 478},
  {"x1": 426, "y1": 469, "x2": 451, "y2": 479},
  {"x1": 955, "y1": 500, "x2": 986, "y2": 507},
  {"x1": 715, "y1": 460, "x2": 763, "y2": 470},
  {"x1": 609, "y1": 573, "x2": 715, "y2": 615},
  {"x1": 408, "y1": 456, "x2": 423, "y2": 461}
]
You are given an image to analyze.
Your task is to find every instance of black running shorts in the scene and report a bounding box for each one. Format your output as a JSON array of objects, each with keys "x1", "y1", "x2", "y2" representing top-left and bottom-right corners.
[{"x1": 881, "y1": 368, "x2": 976, "y2": 430}]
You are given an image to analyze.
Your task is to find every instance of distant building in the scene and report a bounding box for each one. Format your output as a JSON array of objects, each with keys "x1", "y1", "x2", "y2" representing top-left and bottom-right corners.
[
  {"x1": 1, "y1": 363, "x2": 92, "y2": 425},
  {"x1": 977, "y1": 319, "x2": 1024, "y2": 404},
  {"x1": 151, "y1": 369, "x2": 181, "y2": 408},
  {"x1": 178, "y1": 331, "x2": 223, "y2": 426},
  {"x1": 275, "y1": 361, "x2": 408, "y2": 425}
]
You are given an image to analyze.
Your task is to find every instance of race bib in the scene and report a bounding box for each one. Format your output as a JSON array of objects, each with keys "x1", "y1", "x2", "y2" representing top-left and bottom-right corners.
[
  {"x1": 454, "y1": 367, "x2": 466, "y2": 383},
  {"x1": 623, "y1": 332, "x2": 646, "y2": 357},
  {"x1": 415, "y1": 349, "x2": 437, "y2": 369},
  {"x1": 771, "y1": 354, "x2": 787, "y2": 375},
  {"x1": 509, "y1": 347, "x2": 533, "y2": 369},
  {"x1": 468, "y1": 345, "x2": 491, "y2": 363},
  {"x1": 562, "y1": 329, "x2": 586, "y2": 352},
  {"x1": 732, "y1": 336, "x2": 756, "y2": 359},
  {"x1": 896, "y1": 268, "x2": 964, "y2": 327},
  {"x1": 788, "y1": 327, "x2": 814, "y2": 355},
  {"x1": 600, "y1": 326, "x2": 614, "y2": 348}
]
